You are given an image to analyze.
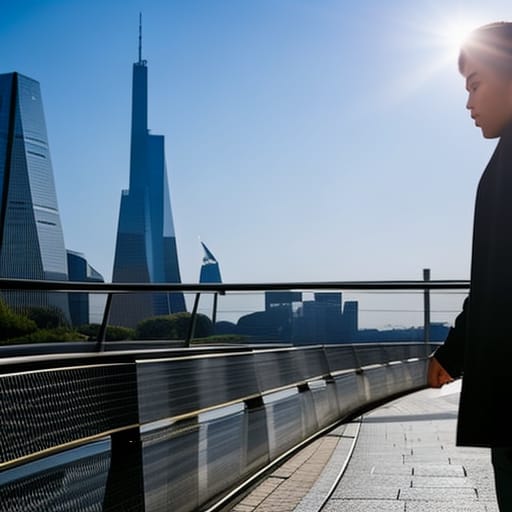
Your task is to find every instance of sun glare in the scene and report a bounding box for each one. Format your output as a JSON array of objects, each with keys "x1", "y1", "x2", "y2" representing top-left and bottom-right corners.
[
  {"x1": 438, "y1": 18, "x2": 481, "y2": 59},
  {"x1": 383, "y1": 9, "x2": 494, "y2": 106}
]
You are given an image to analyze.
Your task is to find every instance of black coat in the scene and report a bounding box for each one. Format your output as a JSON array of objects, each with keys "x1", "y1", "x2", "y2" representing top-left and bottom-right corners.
[{"x1": 434, "y1": 122, "x2": 512, "y2": 447}]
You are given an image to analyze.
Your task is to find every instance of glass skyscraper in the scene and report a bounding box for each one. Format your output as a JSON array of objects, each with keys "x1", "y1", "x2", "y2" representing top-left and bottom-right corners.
[
  {"x1": 199, "y1": 242, "x2": 222, "y2": 284},
  {"x1": 0, "y1": 72, "x2": 70, "y2": 318},
  {"x1": 110, "y1": 28, "x2": 186, "y2": 327}
]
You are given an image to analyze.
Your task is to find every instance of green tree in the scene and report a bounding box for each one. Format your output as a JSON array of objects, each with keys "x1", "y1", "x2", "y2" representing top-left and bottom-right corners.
[
  {"x1": 136, "y1": 312, "x2": 213, "y2": 340},
  {"x1": 136, "y1": 316, "x2": 175, "y2": 340},
  {"x1": 0, "y1": 299, "x2": 37, "y2": 341},
  {"x1": 77, "y1": 323, "x2": 135, "y2": 341},
  {"x1": 24, "y1": 306, "x2": 69, "y2": 329},
  {"x1": 7, "y1": 327, "x2": 87, "y2": 344}
]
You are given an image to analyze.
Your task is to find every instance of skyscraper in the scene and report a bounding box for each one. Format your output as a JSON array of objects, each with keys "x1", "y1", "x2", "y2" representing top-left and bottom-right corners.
[
  {"x1": 67, "y1": 250, "x2": 104, "y2": 326},
  {"x1": 110, "y1": 20, "x2": 186, "y2": 327},
  {"x1": 199, "y1": 241, "x2": 222, "y2": 330},
  {"x1": 0, "y1": 72, "x2": 70, "y2": 318},
  {"x1": 199, "y1": 242, "x2": 222, "y2": 284}
]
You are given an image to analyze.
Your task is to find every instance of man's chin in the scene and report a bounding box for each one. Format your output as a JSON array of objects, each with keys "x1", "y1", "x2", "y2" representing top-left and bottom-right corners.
[{"x1": 482, "y1": 130, "x2": 500, "y2": 139}]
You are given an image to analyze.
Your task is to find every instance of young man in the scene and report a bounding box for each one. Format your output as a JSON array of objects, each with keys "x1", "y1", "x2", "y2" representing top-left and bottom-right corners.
[{"x1": 427, "y1": 21, "x2": 512, "y2": 510}]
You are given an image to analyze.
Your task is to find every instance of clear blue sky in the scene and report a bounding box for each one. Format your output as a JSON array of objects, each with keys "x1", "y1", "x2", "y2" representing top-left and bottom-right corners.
[{"x1": 2, "y1": 0, "x2": 511, "y2": 327}]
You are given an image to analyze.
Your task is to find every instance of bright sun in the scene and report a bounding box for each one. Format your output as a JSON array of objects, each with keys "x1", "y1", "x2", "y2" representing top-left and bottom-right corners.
[
  {"x1": 385, "y1": 11, "x2": 492, "y2": 103},
  {"x1": 437, "y1": 18, "x2": 482, "y2": 59}
]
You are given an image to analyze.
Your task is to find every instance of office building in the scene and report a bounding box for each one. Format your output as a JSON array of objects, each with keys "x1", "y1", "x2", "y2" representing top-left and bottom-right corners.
[
  {"x1": 199, "y1": 242, "x2": 222, "y2": 329},
  {"x1": 67, "y1": 250, "x2": 104, "y2": 326},
  {"x1": 110, "y1": 22, "x2": 186, "y2": 327},
  {"x1": 342, "y1": 300, "x2": 359, "y2": 339},
  {"x1": 0, "y1": 72, "x2": 70, "y2": 318},
  {"x1": 199, "y1": 242, "x2": 222, "y2": 284},
  {"x1": 265, "y1": 291, "x2": 302, "y2": 311}
]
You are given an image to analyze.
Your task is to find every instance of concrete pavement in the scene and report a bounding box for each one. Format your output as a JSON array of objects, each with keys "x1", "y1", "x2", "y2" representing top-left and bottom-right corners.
[{"x1": 231, "y1": 381, "x2": 499, "y2": 512}]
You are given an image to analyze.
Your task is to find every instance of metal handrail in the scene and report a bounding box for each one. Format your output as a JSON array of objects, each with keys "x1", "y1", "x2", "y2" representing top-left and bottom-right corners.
[
  {"x1": 0, "y1": 277, "x2": 470, "y2": 350},
  {"x1": 0, "y1": 277, "x2": 470, "y2": 292}
]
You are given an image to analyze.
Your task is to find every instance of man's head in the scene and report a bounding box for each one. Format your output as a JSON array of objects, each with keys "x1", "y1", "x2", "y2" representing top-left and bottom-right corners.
[{"x1": 459, "y1": 22, "x2": 512, "y2": 138}]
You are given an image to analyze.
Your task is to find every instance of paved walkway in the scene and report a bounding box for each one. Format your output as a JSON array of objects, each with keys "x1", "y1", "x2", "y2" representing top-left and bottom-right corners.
[{"x1": 231, "y1": 381, "x2": 499, "y2": 512}]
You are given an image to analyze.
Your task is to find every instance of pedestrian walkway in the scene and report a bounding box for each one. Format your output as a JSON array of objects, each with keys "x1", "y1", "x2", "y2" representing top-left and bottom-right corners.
[{"x1": 231, "y1": 381, "x2": 499, "y2": 511}]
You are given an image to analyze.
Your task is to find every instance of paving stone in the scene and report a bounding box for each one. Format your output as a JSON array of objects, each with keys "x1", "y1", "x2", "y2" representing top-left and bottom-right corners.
[
  {"x1": 412, "y1": 463, "x2": 466, "y2": 477},
  {"x1": 405, "y1": 502, "x2": 491, "y2": 512},
  {"x1": 327, "y1": 424, "x2": 348, "y2": 437},
  {"x1": 411, "y1": 476, "x2": 473, "y2": 488},
  {"x1": 336, "y1": 474, "x2": 411, "y2": 488},
  {"x1": 231, "y1": 504, "x2": 255, "y2": 512},
  {"x1": 322, "y1": 499, "x2": 405, "y2": 511},
  {"x1": 399, "y1": 486, "x2": 478, "y2": 501},
  {"x1": 331, "y1": 485, "x2": 401, "y2": 500},
  {"x1": 366, "y1": 464, "x2": 413, "y2": 476}
]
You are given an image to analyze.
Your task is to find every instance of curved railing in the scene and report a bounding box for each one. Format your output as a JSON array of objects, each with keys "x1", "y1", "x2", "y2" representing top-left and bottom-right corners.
[
  {"x1": 0, "y1": 342, "x2": 431, "y2": 512},
  {"x1": 0, "y1": 278, "x2": 467, "y2": 511}
]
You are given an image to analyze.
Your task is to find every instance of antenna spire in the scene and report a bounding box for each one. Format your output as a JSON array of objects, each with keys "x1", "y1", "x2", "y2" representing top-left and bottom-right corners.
[{"x1": 138, "y1": 12, "x2": 142, "y2": 63}]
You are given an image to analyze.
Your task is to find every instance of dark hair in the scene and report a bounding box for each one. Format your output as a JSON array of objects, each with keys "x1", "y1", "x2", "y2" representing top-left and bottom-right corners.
[{"x1": 458, "y1": 22, "x2": 512, "y2": 75}]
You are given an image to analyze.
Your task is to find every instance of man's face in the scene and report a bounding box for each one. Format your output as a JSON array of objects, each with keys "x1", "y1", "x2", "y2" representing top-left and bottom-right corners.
[{"x1": 463, "y1": 55, "x2": 512, "y2": 138}]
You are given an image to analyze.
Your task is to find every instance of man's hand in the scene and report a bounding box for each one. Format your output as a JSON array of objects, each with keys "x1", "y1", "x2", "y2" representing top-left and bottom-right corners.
[{"x1": 427, "y1": 356, "x2": 454, "y2": 388}]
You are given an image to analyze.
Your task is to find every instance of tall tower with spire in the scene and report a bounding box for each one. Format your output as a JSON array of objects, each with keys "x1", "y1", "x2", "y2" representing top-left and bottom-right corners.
[{"x1": 110, "y1": 16, "x2": 186, "y2": 327}]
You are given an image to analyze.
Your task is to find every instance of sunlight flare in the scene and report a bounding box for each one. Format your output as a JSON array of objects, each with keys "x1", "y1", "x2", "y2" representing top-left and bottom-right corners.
[{"x1": 437, "y1": 18, "x2": 481, "y2": 59}]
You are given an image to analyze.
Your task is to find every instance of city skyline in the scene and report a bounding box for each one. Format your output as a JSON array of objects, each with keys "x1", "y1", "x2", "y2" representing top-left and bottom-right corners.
[{"x1": 2, "y1": 1, "x2": 510, "y2": 329}]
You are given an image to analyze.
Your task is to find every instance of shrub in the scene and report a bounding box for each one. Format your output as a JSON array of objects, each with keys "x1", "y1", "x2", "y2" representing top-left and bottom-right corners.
[
  {"x1": 191, "y1": 334, "x2": 247, "y2": 345},
  {"x1": 24, "y1": 306, "x2": 69, "y2": 329},
  {"x1": 136, "y1": 316, "x2": 176, "y2": 340},
  {"x1": 4, "y1": 327, "x2": 87, "y2": 344},
  {"x1": 77, "y1": 323, "x2": 135, "y2": 341},
  {"x1": 136, "y1": 312, "x2": 213, "y2": 340},
  {"x1": 0, "y1": 299, "x2": 37, "y2": 341}
]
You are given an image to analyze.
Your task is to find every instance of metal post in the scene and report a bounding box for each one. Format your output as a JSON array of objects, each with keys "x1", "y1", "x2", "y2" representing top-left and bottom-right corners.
[
  {"x1": 96, "y1": 293, "x2": 113, "y2": 352},
  {"x1": 185, "y1": 293, "x2": 201, "y2": 347},
  {"x1": 423, "y1": 268, "x2": 431, "y2": 353},
  {"x1": 212, "y1": 293, "x2": 218, "y2": 333}
]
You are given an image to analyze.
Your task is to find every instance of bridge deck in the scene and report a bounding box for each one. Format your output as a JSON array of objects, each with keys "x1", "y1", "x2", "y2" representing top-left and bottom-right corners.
[{"x1": 230, "y1": 381, "x2": 498, "y2": 512}]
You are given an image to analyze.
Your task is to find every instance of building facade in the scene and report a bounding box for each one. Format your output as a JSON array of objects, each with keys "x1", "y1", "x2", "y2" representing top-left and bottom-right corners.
[
  {"x1": 199, "y1": 242, "x2": 222, "y2": 329},
  {"x1": 0, "y1": 72, "x2": 70, "y2": 318},
  {"x1": 110, "y1": 33, "x2": 186, "y2": 327},
  {"x1": 67, "y1": 250, "x2": 104, "y2": 326},
  {"x1": 199, "y1": 242, "x2": 222, "y2": 284}
]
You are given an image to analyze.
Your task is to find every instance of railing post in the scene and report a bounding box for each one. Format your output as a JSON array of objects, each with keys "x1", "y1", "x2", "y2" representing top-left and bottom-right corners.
[
  {"x1": 423, "y1": 268, "x2": 431, "y2": 354},
  {"x1": 185, "y1": 293, "x2": 201, "y2": 347},
  {"x1": 96, "y1": 293, "x2": 113, "y2": 351},
  {"x1": 212, "y1": 292, "x2": 218, "y2": 333}
]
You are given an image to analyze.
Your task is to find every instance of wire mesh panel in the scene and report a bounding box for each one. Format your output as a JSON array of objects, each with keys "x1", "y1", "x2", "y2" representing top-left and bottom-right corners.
[
  {"x1": 136, "y1": 352, "x2": 260, "y2": 423},
  {"x1": 0, "y1": 364, "x2": 138, "y2": 465},
  {"x1": 334, "y1": 371, "x2": 366, "y2": 418},
  {"x1": 298, "y1": 386, "x2": 320, "y2": 438},
  {"x1": 243, "y1": 399, "x2": 270, "y2": 475},
  {"x1": 264, "y1": 392, "x2": 304, "y2": 460},
  {"x1": 141, "y1": 419, "x2": 200, "y2": 512},
  {"x1": 0, "y1": 440, "x2": 111, "y2": 512},
  {"x1": 310, "y1": 380, "x2": 340, "y2": 429},
  {"x1": 199, "y1": 410, "x2": 245, "y2": 506}
]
